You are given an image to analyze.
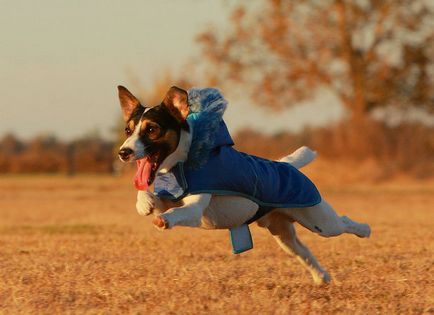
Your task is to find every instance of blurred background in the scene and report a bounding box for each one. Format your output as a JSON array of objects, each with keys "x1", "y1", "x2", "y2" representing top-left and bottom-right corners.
[{"x1": 1, "y1": 0, "x2": 434, "y2": 180}]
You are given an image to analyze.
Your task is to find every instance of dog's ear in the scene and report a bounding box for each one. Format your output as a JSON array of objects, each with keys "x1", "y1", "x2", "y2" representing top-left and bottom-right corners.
[
  {"x1": 162, "y1": 86, "x2": 189, "y2": 123},
  {"x1": 118, "y1": 85, "x2": 141, "y2": 121}
]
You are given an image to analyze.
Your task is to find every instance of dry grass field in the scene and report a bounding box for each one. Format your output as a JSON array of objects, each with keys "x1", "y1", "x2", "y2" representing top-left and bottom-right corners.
[{"x1": 1, "y1": 169, "x2": 433, "y2": 314}]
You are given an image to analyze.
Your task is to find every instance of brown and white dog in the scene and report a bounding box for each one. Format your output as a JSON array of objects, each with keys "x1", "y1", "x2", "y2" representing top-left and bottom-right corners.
[{"x1": 117, "y1": 85, "x2": 371, "y2": 285}]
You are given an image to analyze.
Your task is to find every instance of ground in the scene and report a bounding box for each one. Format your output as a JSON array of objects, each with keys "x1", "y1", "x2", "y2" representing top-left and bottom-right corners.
[{"x1": 0, "y1": 173, "x2": 433, "y2": 314}]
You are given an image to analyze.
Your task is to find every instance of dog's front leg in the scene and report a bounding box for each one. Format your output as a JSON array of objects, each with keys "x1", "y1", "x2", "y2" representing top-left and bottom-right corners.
[
  {"x1": 153, "y1": 193, "x2": 211, "y2": 229},
  {"x1": 136, "y1": 190, "x2": 180, "y2": 216},
  {"x1": 136, "y1": 190, "x2": 156, "y2": 216}
]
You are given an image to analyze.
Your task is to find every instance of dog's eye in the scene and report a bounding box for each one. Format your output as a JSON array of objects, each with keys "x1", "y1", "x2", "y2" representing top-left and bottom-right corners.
[
  {"x1": 144, "y1": 124, "x2": 161, "y2": 139},
  {"x1": 125, "y1": 127, "x2": 132, "y2": 136},
  {"x1": 145, "y1": 125, "x2": 159, "y2": 134}
]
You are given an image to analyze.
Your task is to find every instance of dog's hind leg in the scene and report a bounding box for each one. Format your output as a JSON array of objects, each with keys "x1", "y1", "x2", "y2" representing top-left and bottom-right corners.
[
  {"x1": 284, "y1": 200, "x2": 371, "y2": 238},
  {"x1": 258, "y1": 212, "x2": 331, "y2": 285}
]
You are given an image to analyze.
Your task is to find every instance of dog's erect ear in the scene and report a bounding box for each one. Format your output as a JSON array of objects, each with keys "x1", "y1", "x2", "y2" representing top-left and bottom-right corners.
[
  {"x1": 118, "y1": 85, "x2": 141, "y2": 121},
  {"x1": 162, "y1": 86, "x2": 189, "y2": 123}
]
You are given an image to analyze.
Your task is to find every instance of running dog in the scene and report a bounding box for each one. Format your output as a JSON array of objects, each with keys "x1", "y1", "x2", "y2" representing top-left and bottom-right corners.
[{"x1": 117, "y1": 85, "x2": 371, "y2": 285}]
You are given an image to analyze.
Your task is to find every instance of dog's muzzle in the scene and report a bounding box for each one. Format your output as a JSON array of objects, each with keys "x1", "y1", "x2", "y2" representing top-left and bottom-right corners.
[{"x1": 118, "y1": 148, "x2": 134, "y2": 161}]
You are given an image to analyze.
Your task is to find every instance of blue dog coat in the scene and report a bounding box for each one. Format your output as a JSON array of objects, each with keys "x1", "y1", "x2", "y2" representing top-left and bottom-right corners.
[
  {"x1": 154, "y1": 120, "x2": 322, "y2": 224},
  {"x1": 153, "y1": 87, "x2": 321, "y2": 253}
]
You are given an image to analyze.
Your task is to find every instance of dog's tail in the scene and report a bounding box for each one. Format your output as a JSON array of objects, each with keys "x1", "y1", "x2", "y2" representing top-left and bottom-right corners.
[{"x1": 278, "y1": 146, "x2": 317, "y2": 169}]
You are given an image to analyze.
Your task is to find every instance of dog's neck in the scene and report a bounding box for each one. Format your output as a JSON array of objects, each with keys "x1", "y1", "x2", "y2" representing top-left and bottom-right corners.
[{"x1": 157, "y1": 125, "x2": 192, "y2": 174}]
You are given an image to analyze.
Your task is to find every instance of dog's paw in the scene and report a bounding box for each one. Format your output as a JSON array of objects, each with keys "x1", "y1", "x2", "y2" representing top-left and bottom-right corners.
[
  {"x1": 313, "y1": 270, "x2": 331, "y2": 286},
  {"x1": 152, "y1": 215, "x2": 169, "y2": 230},
  {"x1": 341, "y1": 216, "x2": 371, "y2": 238},
  {"x1": 136, "y1": 190, "x2": 155, "y2": 216}
]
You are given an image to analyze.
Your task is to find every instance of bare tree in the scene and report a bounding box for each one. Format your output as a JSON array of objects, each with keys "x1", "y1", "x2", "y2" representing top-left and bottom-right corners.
[{"x1": 197, "y1": 0, "x2": 434, "y2": 121}]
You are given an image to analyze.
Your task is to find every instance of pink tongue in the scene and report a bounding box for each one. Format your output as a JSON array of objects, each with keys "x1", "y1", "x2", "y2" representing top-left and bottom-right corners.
[{"x1": 134, "y1": 159, "x2": 152, "y2": 190}]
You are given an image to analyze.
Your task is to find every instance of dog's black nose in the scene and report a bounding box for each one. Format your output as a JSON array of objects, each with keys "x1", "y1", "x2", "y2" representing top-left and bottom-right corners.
[{"x1": 118, "y1": 148, "x2": 134, "y2": 160}]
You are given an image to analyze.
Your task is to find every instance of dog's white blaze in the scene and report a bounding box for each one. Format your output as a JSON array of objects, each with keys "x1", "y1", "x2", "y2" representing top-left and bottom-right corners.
[
  {"x1": 120, "y1": 108, "x2": 152, "y2": 159},
  {"x1": 119, "y1": 120, "x2": 145, "y2": 159}
]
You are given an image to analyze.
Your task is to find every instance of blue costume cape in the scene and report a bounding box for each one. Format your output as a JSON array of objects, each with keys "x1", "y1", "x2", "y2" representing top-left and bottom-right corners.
[{"x1": 154, "y1": 88, "x2": 321, "y2": 225}]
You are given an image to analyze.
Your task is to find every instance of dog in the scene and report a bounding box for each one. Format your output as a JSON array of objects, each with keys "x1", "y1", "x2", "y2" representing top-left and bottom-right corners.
[{"x1": 117, "y1": 85, "x2": 371, "y2": 285}]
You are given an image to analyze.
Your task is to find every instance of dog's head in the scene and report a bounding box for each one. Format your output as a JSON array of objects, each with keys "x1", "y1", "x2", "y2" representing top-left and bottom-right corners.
[{"x1": 117, "y1": 85, "x2": 191, "y2": 190}]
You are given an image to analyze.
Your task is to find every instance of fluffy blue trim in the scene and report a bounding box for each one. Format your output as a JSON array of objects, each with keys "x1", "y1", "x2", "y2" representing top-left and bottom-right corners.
[{"x1": 186, "y1": 88, "x2": 228, "y2": 169}]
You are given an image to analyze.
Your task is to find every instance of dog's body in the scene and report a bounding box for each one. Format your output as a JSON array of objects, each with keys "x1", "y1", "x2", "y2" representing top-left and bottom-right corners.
[{"x1": 117, "y1": 86, "x2": 371, "y2": 285}]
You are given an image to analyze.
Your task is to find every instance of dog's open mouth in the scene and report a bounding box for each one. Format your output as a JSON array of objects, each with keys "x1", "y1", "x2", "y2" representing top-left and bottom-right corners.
[{"x1": 134, "y1": 153, "x2": 160, "y2": 190}]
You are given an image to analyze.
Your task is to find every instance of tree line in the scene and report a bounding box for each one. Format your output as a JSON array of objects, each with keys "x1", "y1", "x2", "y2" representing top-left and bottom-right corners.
[{"x1": 0, "y1": 133, "x2": 115, "y2": 174}]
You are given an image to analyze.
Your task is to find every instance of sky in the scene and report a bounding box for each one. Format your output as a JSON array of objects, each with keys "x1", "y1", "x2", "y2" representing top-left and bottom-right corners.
[{"x1": 0, "y1": 0, "x2": 343, "y2": 141}]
